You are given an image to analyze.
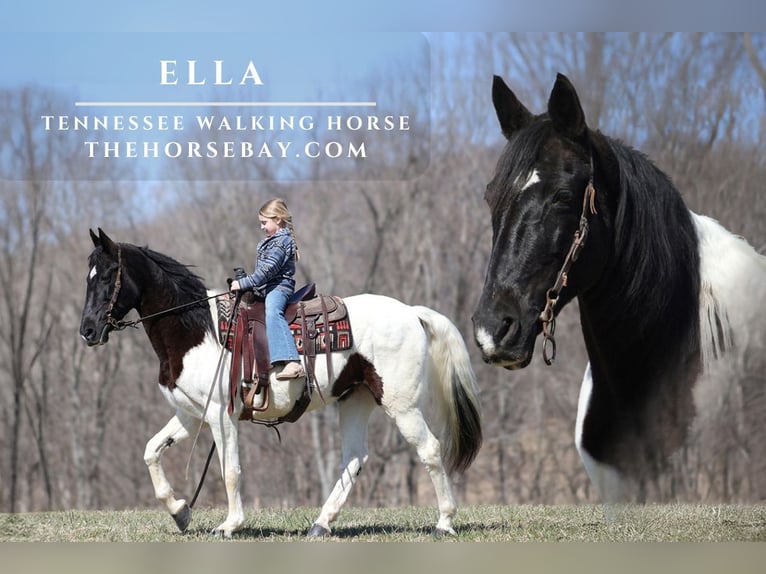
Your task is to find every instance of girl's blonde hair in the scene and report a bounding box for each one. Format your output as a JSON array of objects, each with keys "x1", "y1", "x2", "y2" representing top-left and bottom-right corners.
[{"x1": 259, "y1": 197, "x2": 300, "y2": 261}]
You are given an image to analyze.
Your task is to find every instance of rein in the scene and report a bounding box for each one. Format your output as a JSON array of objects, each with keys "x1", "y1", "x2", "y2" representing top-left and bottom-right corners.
[{"x1": 539, "y1": 160, "x2": 597, "y2": 365}]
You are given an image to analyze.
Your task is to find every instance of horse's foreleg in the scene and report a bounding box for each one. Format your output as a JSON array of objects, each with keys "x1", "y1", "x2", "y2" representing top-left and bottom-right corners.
[
  {"x1": 308, "y1": 390, "x2": 377, "y2": 537},
  {"x1": 206, "y1": 411, "x2": 244, "y2": 537},
  {"x1": 144, "y1": 414, "x2": 194, "y2": 532}
]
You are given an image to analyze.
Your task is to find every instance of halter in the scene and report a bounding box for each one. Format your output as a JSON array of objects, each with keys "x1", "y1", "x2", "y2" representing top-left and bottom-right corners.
[{"x1": 539, "y1": 157, "x2": 597, "y2": 365}]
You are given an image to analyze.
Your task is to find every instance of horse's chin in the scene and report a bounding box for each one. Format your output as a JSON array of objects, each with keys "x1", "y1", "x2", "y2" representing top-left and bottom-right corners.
[
  {"x1": 482, "y1": 349, "x2": 533, "y2": 370},
  {"x1": 503, "y1": 357, "x2": 532, "y2": 370},
  {"x1": 98, "y1": 325, "x2": 112, "y2": 345}
]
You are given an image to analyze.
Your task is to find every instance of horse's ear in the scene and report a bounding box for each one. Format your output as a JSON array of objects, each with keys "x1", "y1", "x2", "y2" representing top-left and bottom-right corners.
[
  {"x1": 89, "y1": 228, "x2": 99, "y2": 247},
  {"x1": 492, "y1": 75, "x2": 532, "y2": 140},
  {"x1": 97, "y1": 228, "x2": 118, "y2": 257},
  {"x1": 547, "y1": 73, "x2": 587, "y2": 141}
]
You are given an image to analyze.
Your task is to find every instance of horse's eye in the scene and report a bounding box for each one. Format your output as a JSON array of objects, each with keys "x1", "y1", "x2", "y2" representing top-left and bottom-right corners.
[{"x1": 551, "y1": 189, "x2": 573, "y2": 205}]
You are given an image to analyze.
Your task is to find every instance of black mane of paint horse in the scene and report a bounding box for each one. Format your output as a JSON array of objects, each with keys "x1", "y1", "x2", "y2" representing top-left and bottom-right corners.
[{"x1": 473, "y1": 74, "x2": 704, "y2": 487}]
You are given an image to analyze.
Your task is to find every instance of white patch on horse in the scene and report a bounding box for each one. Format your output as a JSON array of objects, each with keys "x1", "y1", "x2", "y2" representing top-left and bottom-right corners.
[
  {"x1": 574, "y1": 363, "x2": 632, "y2": 503},
  {"x1": 474, "y1": 326, "x2": 496, "y2": 356},
  {"x1": 519, "y1": 169, "x2": 540, "y2": 192},
  {"x1": 693, "y1": 211, "x2": 766, "y2": 372},
  {"x1": 89, "y1": 265, "x2": 97, "y2": 281}
]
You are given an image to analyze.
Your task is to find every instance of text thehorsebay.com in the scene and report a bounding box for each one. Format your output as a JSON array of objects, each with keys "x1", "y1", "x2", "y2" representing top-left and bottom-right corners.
[{"x1": 40, "y1": 114, "x2": 410, "y2": 159}]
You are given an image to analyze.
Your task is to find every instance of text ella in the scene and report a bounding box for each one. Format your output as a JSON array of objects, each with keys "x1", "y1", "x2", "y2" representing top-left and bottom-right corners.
[{"x1": 160, "y1": 60, "x2": 263, "y2": 86}]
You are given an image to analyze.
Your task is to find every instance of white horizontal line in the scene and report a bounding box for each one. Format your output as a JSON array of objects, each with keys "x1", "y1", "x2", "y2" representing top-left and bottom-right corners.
[{"x1": 74, "y1": 101, "x2": 377, "y2": 108}]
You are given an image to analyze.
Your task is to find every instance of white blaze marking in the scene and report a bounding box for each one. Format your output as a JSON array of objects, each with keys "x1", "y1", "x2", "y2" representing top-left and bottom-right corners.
[
  {"x1": 520, "y1": 169, "x2": 540, "y2": 191},
  {"x1": 89, "y1": 266, "x2": 97, "y2": 280},
  {"x1": 475, "y1": 326, "x2": 496, "y2": 355}
]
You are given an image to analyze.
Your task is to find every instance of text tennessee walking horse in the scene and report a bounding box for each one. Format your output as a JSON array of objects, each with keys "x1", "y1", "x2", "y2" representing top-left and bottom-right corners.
[
  {"x1": 79, "y1": 229, "x2": 482, "y2": 537},
  {"x1": 473, "y1": 73, "x2": 766, "y2": 501}
]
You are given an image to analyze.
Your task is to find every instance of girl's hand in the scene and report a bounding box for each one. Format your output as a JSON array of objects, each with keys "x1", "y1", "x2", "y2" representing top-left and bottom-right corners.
[{"x1": 230, "y1": 280, "x2": 241, "y2": 292}]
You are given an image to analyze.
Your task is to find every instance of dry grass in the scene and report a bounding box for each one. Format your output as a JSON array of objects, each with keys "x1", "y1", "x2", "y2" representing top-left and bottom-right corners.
[
  {"x1": 1, "y1": 503, "x2": 764, "y2": 542},
  {"x1": 4, "y1": 505, "x2": 766, "y2": 574}
]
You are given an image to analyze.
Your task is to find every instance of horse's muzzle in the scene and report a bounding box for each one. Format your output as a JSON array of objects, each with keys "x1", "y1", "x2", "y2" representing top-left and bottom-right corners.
[
  {"x1": 472, "y1": 305, "x2": 538, "y2": 369},
  {"x1": 80, "y1": 321, "x2": 111, "y2": 346}
]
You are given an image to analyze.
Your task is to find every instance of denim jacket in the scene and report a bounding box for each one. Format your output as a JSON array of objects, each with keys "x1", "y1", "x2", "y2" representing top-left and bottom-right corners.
[{"x1": 238, "y1": 228, "x2": 296, "y2": 295}]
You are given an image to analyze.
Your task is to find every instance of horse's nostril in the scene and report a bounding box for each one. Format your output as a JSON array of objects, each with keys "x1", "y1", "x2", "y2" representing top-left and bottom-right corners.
[
  {"x1": 495, "y1": 317, "x2": 514, "y2": 342},
  {"x1": 80, "y1": 324, "x2": 96, "y2": 343}
]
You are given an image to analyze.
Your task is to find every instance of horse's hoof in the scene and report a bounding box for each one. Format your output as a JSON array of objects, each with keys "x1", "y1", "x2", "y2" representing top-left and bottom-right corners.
[
  {"x1": 306, "y1": 523, "x2": 330, "y2": 538},
  {"x1": 210, "y1": 527, "x2": 233, "y2": 539},
  {"x1": 432, "y1": 526, "x2": 456, "y2": 538},
  {"x1": 172, "y1": 504, "x2": 192, "y2": 533}
]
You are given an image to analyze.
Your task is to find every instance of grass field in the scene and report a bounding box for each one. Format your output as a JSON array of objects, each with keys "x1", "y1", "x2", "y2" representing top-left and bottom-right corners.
[{"x1": 2, "y1": 504, "x2": 765, "y2": 542}]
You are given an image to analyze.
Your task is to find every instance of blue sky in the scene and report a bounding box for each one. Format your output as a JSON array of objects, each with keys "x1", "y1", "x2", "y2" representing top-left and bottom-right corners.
[
  {"x1": 2, "y1": 1, "x2": 765, "y2": 35},
  {"x1": 3, "y1": 0, "x2": 765, "y2": 94}
]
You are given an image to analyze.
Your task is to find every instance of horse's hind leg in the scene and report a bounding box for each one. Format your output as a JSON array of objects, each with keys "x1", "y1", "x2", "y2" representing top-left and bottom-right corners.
[
  {"x1": 144, "y1": 414, "x2": 195, "y2": 532},
  {"x1": 393, "y1": 408, "x2": 457, "y2": 536},
  {"x1": 308, "y1": 389, "x2": 377, "y2": 537}
]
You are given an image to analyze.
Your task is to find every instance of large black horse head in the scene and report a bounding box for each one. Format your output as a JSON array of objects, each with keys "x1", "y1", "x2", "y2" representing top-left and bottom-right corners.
[
  {"x1": 473, "y1": 74, "x2": 616, "y2": 369},
  {"x1": 79, "y1": 228, "x2": 141, "y2": 346}
]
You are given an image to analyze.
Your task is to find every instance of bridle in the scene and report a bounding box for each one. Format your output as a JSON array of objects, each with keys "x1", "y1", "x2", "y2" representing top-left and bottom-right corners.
[
  {"x1": 539, "y1": 157, "x2": 597, "y2": 365},
  {"x1": 104, "y1": 245, "x2": 124, "y2": 330}
]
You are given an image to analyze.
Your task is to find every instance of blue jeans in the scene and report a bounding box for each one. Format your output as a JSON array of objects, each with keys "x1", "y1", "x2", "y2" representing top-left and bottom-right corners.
[{"x1": 265, "y1": 288, "x2": 300, "y2": 364}]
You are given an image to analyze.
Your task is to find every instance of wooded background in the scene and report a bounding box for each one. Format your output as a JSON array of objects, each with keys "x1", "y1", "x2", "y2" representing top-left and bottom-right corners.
[{"x1": 1, "y1": 33, "x2": 765, "y2": 513}]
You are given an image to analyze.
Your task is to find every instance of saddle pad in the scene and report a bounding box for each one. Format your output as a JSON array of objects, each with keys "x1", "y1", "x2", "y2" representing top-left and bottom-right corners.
[
  {"x1": 217, "y1": 293, "x2": 236, "y2": 349},
  {"x1": 289, "y1": 318, "x2": 353, "y2": 355}
]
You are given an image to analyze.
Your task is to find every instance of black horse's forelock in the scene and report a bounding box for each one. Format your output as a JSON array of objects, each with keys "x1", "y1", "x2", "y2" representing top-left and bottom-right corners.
[{"x1": 488, "y1": 119, "x2": 553, "y2": 211}]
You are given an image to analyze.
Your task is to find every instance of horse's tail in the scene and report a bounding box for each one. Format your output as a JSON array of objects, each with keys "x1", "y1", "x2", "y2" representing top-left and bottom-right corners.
[{"x1": 412, "y1": 306, "x2": 482, "y2": 475}]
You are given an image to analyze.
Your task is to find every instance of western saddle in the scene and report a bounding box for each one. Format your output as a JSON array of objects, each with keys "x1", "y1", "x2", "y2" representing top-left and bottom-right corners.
[{"x1": 222, "y1": 284, "x2": 352, "y2": 423}]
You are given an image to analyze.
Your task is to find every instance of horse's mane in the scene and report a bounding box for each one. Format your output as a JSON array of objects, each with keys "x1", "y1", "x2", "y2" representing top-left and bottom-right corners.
[
  {"x1": 132, "y1": 244, "x2": 216, "y2": 336},
  {"x1": 137, "y1": 245, "x2": 208, "y2": 293},
  {"x1": 601, "y1": 136, "x2": 700, "y2": 336}
]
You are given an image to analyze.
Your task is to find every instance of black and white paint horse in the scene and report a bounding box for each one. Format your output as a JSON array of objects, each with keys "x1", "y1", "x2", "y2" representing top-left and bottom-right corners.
[
  {"x1": 80, "y1": 229, "x2": 482, "y2": 537},
  {"x1": 473, "y1": 73, "x2": 766, "y2": 501}
]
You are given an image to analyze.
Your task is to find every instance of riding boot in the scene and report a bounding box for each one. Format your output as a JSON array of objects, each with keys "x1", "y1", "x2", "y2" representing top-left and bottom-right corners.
[{"x1": 276, "y1": 361, "x2": 305, "y2": 380}]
